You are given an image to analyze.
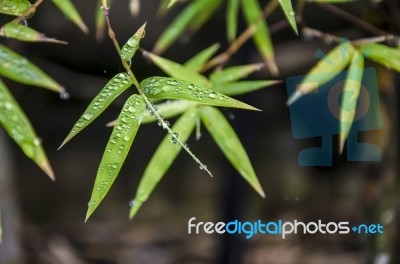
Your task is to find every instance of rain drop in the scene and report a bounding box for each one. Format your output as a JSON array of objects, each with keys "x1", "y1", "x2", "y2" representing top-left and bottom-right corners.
[{"x1": 60, "y1": 91, "x2": 70, "y2": 100}]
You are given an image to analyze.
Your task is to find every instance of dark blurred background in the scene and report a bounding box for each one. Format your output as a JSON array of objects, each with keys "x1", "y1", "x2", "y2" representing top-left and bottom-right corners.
[{"x1": 0, "y1": 0, "x2": 399, "y2": 263}]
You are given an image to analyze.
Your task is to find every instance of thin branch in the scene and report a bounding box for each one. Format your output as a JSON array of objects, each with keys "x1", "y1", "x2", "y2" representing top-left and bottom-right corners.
[
  {"x1": 201, "y1": 0, "x2": 279, "y2": 72},
  {"x1": 317, "y1": 3, "x2": 396, "y2": 39}
]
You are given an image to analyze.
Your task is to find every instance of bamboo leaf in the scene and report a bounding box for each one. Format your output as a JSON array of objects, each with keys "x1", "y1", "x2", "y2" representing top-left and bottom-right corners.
[
  {"x1": 141, "y1": 77, "x2": 260, "y2": 111},
  {"x1": 187, "y1": 0, "x2": 222, "y2": 34},
  {"x1": 153, "y1": 0, "x2": 211, "y2": 54},
  {"x1": 142, "y1": 100, "x2": 198, "y2": 124},
  {"x1": 51, "y1": 0, "x2": 88, "y2": 33},
  {"x1": 95, "y1": 0, "x2": 108, "y2": 41},
  {"x1": 167, "y1": 0, "x2": 180, "y2": 9},
  {"x1": 287, "y1": 41, "x2": 355, "y2": 105},
  {"x1": 60, "y1": 73, "x2": 132, "y2": 148},
  {"x1": 184, "y1": 43, "x2": 220, "y2": 72},
  {"x1": 210, "y1": 63, "x2": 264, "y2": 83},
  {"x1": 120, "y1": 23, "x2": 146, "y2": 62},
  {"x1": 0, "y1": 22, "x2": 67, "y2": 44},
  {"x1": 200, "y1": 106, "x2": 264, "y2": 197},
  {"x1": 339, "y1": 51, "x2": 364, "y2": 153},
  {"x1": 227, "y1": 0, "x2": 241, "y2": 42},
  {"x1": 241, "y1": 0, "x2": 277, "y2": 75},
  {"x1": 212, "y1": 80, "x2": 280, "y2": 96},
  {"x1": 360, "y1": 43, "x2": 400, "y2": 72},
  {"x1": 143, "y1": 51, "x2": 210, "y2": 87},
  {"x1": 107, "y1": 100, "x2": 198, "y2": 127},
  {"x1": 129, "y1": 108, "x2": 198, "y2": 219},
  {"x1": 0, "y1": 0, "x2": 30, "y2": 16},
  {"x1": 0, "y1": 79, "x2": 54, "y2": 180},
  {"x1": 0, "y1": 44, "x2": 64, "y2": 93},
  {"x1": 86, "y1": 95, "x2": 146, "y2": 221},
  {"x1": 278, "y1": 0, "x2": 298, "y2": 35}
]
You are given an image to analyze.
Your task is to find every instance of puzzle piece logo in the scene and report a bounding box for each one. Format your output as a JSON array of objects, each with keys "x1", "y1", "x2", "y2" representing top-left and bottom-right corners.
[{"x1": 286, "y1": 50, "x2": 382, "y2": 166}]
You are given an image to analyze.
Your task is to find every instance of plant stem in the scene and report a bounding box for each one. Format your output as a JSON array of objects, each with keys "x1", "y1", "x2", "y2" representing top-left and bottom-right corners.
[
  {"x1": 100, "y1": 1, "x2": 213, "y2": 177},
  {"x1": 317, "y1": 3, "x2": 397, "y2": 40},
  {"x1": 12, "y1": 0, "x2": 44, "y2": 24}
]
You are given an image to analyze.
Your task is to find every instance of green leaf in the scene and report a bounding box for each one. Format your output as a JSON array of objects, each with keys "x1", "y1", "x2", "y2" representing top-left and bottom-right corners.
[
  {"x1": 241, "y1": 0, "x2": 276, "y2": 75},
  {"x1": 153, "y1": 0, "x2": 211, "y2": 54},
  {"x1": 141, "y1": 77, "x2": 260, "y2": 111},
  {"x1": 129, "y1": 108, "x2": 198, "y2": 219},
  {"x1": 144, "y1": 51, "x2": 210, "y2": 87},
  {"x1": 287, "y1": 41, "x2": 355, "y2": 105},
  {"x1": 120, "y1": 23, "x2": 146, "y2": 62},
  {"x1": 106, "y1": 100, "x2": 198, "y2": 127},
  {"x1": 0, "y1": 22, "x2": 67, "y2": 44},
  {"x1": 184, "y1": 43, "x2": 220, "y2": 72},
  {"x1": 210, "y1": 63, "x2": 264, "y2": 83},
  {"x1": 60, "y1": 73, "x2": 132, "y2": 148},
  {"x1": 200, "y1": 106, "x2": 264, "y2": 197},
  {"x1": 339, "y1": 51, "x2": 363, "y2": 153},
  {"x1": 86, "y1": 94, "x2": 146, "y2": 221},
  {"x1": 0, "y1": 0, "x2": 30, "y2": 16},
  {"x1": 187, "y1": 0, "x2": 222, "y2": 34},
  {"x1": 0, "y1": 79, "x2": 54, "y2": 180},
  {"x1": 0, "y1": 44, "x2": 64, "y2": 93},
  {"x1": 226, "y1": 0, "x2": 241, "y2": 42},
  {"x1": 142, "y1": 100, "x2": 198, "y2": 124},
  {"x1": 95, "y1": 0, "x2": 107, "y2": 41},
  {"x1": 212, "y1": 80, "x2": 280, "y2": 96},
  {"x1": 278, "y1": 0, "x2": 298, "y2": 35},
  {"x1": 51, "y1": 0, "x2": 88, "y2": 33},
  {"x1": 360, "y1": 43, "x2": 400, "y2": 72}
]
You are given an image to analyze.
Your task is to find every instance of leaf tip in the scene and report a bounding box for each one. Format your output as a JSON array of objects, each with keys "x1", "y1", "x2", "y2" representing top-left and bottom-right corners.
[
  {"x1": 106, "y1": 119, "x2": 117, "y2": 127},
  {"x1": 42, "y1": 162, "x2": 55, "y2": 181},
  {"x1": 286, "y1": 90, "x2": 303, "y2": 106}
]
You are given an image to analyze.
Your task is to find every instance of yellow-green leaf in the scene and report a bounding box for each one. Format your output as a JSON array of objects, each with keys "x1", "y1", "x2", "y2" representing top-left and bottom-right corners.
[
  {"x1": 278, "y1": 0, "x2": 298, "y2": 35},
  {"x1": 0, "y1": 44, "x2": 64, "y2": 93},
  {"x1": 120, "y1": 23, "x2": 146, "y2": 62},
  {"x1": 144, "y1": 51, "x2": 210, "y2": 87},
  {"x1": 187, "y1": 0, "x2": 222, "y2": 34},
  {"x1": 60, "y1": 73, "x2": 132, "y2": 148},
  {"x1": 210, "y1": 63, "x2": 264, "y2": 83},
  {"x1": 0, "y1": 22, "x2": 67, "y2": 44},
  {"x1": 129, "y1": 108, "x2": 198, "y2": 219},
  {"x1": 0, "y1": 79, "x2": 54, "y2": 180},
  {"x1": 212, "y1": 80, "x2": 280, "y2": 96},
  {"x1": 0, "y1": 0, "x2": 30, "y2": 16},
  {"x1": 184, "y1": 43, "x2": 220, "y2": 72},
  {"x1": 200, "y1": 106, "x2": 264, "y2": 197},
  {"x1": 141, "y1": 77, "x2": 260, "y2": 111},
  {"x1": 167, "y1": 0, "x2": 179, "y2": 8},
  {"x1": 106, "y1": 100, "x2": 198, "y2": 127},
  {"x1": 153, "y1": 0, "x2": 211, "y2": 54},
  {"x1": 227, "y1": 0, "x2": 241, "y2": 42},
  {"x1": 339, "y1": 51, "x2": 364, "y2": 153},
  {"x1": 287, "y1": 41, "x2": 355, "y2": 105},
  {"x1": 242, "y1": 0, "x2": 276, "y2": 75},
  {"x1": 95, "y1": 0, "x2": 107, "y2": 41},
  {"x1": 51, "y1": 0, "x2": 88, "y2": 33},
  {"x1": 360, "y1": 43, "x2": 400, "y2": 73},
  {"x1": 86, "y1": 95, "x2": 146, "y2": 221}
]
